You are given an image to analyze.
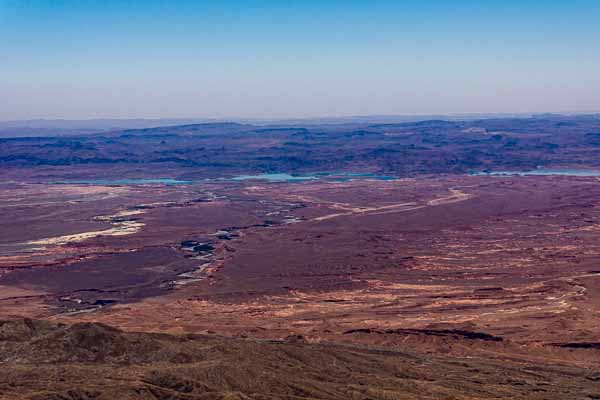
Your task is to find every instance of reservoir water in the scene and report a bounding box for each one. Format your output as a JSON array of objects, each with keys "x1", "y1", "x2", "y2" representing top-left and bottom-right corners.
[
  {"x1": 231, "y1": 173, "x2": 319, "y2": 182},
  {"x1": 231, "y1": 172, "x2": 396, "y2": 182},
  {"x1": 51, "y1": 172, "x2": 398, "y2": 185}
]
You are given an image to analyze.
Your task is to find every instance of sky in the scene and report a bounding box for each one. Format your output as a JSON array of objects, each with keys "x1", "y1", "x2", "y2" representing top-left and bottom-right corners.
[{"x1": 1, "y1": 0, "x2": 599, "y2": 120}]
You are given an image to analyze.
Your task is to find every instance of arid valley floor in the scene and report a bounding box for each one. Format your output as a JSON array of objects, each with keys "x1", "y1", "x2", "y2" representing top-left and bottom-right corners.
[{"x1": 2, "y1": 116, "x2": 600, "y2": 399}]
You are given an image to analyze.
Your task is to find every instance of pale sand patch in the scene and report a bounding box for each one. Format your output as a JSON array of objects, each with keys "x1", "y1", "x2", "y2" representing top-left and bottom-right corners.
[
  {"x1": 367, "y1": 281, "x2": 452, "y2": 291},
  {"x1": 422, "y1": 298, "x2": 514, "y2": 308},
  {"x1": 26, "y1": 221, "x2": 143, "y2": 246},
  {"x1": 313, "y1": 202, "x2": 420, "y2": 222},
  {"x1": 311, "y1": 187, "x2": 472, "y2": 222},
  {"x1": 97, "y1": 209, "x2": 145, "y2": 219},
  {"x1": 427, "y1": 188, "x2": 472, "y2": 206},
  {"x1": 25, "y1": 209, "x2": 146, "y2": 246}
]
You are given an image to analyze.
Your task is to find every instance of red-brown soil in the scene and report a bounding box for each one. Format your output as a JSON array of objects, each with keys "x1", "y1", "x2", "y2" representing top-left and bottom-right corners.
[
  {"x1": 2, "y1": 175, "x2": 600, "y2": 346},
  {"x1": 2, "y1": 168, "x2": 600, "y2": 397}
]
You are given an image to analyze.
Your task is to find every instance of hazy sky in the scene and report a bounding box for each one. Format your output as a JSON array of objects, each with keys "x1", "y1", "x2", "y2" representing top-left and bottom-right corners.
[{"x1": 1, "y1": 0, "x2": 599, "y2": 120}]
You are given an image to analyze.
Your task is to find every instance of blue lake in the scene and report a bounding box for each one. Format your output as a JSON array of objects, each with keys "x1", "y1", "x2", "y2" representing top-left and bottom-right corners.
[
  {"x1": 231, "y1": 172, "x2": 396, "y2": 182},
  {"x1": 328, "y1": 172, "x2": 396, "y2": 181},
  {"x1": 231, "y1": 173, "x2": 319, "y2": 182},
  {"x1": 51, "y1": 172, "x2": 398, "y2": 185}
]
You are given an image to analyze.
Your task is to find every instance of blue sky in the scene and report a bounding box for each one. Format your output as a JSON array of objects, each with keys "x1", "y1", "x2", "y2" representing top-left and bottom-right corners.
[{"x1": 1, "y1": 0, "x2": 599, "y2": 119}]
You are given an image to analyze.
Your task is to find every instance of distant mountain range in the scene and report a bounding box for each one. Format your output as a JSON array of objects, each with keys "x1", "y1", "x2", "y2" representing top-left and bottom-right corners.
[
  {"x1": 3, "y1": 114, "x2": 600, "y2": 176},
  {"x1": 4, "y1": 113, "x2": 599, "y2": 138}
]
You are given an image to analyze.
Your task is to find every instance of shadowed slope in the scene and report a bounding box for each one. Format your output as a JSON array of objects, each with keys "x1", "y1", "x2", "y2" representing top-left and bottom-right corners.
[{"x1": 0, "y1": 319, "x2": 599, "y2": 399}]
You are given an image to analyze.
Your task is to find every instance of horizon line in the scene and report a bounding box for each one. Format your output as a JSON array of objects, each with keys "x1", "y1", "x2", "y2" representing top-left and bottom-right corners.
[{"x1": 2, "y1": 110, "x2": 600, "y2": 124}]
